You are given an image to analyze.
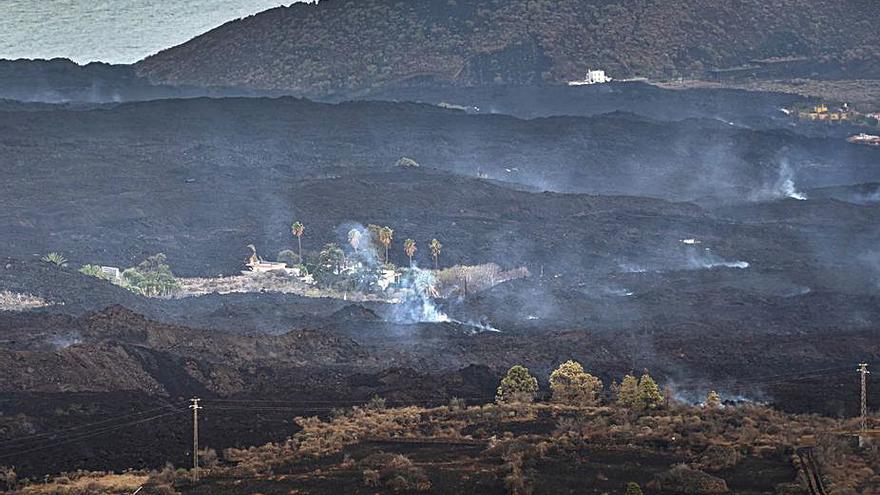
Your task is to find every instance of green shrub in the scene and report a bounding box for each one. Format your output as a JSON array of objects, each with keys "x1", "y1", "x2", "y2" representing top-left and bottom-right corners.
[
  {"x1": 625, "y1": 481, "x2": 644, "y2": 495},
  {"x1": 121, "y1": 253, "x2": 181, "y2": 297},
  {"x1": 367, "y1": 395, "x2": 387, "y2": 411},
  {"x1": 496, "y1": 365, "x2": 538, "y2": 404},
  {"x1": 41, "y1": 252, "x2": 67, "y2": 267},
  {"x1": 79, "y1": 264, "x2": 108, "y2": 279}
]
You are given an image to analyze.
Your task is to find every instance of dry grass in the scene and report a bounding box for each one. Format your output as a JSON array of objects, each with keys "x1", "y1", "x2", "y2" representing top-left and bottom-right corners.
[
  {"x1": 175, "y1": 263, "x2": 528, "y2": 304},
  {"x1": 217, "y1": 401, "x2": 879, "y2": 492},
  {"x1": 359, "y1": 453, "x2": 431, "y2": 491},
  {"x1": 16, "y1": 472, "x2": 148, "y2": 494},
  {"x1": 434, "y1": 264, "x2": 530, "y2": 296},
  {"x1": 222, "y1": 405, "x2": 451, "y2": 476},
  {"x1": 175, "y1": 272, "x2": 386, "y2": 302},
  {"x1": 0, "y1": 290, "x2": 52, "y2": 311},
  {"x1": 176, "y1": 272, "x2": 309, "y2": 297}
]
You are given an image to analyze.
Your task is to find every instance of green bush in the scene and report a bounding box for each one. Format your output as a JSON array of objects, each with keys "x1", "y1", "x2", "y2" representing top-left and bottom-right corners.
[
  {"x1": 625, "y1": 481, "x2": 644, "y2": 495},
  {"x1": 121, "y1": 254, "x2": 181, "y2": 297},
  {"x1": 496, "y1": 365, "x2": 538, "y2": 404},
  {"x1": 41, "y1": 252, "x2": 67, "y2": 267},
  {"x1": 79, "y1": 264, "x2": 108, "y2": 279},
  {"x1": 367, "y1": 395, "x2": 387, "y2": 411}
]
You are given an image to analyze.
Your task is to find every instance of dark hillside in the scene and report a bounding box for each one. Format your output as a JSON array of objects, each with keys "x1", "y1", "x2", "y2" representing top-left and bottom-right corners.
[{"x1": 136, "y1": 0, "x2": 880, "y2": 93}]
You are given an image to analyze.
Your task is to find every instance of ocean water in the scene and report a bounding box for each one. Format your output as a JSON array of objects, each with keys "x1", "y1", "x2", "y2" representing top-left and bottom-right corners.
[{"x1": 0, "y1": 0, "x2": 297, "y2": 64}]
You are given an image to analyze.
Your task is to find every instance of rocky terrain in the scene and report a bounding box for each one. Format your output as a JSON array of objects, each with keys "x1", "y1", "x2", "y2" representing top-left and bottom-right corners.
[
  {"x1": 2, "y1": 93, "x2": 878, "y2": 274},
  {"x1": 135, "y1": 0, "x2": 880, "y2": 93}
]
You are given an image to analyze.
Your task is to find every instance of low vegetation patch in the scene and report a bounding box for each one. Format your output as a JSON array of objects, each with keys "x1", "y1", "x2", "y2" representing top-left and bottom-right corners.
[{"x1": 0, "y1": 290, "x2": 52, "y2": 311}]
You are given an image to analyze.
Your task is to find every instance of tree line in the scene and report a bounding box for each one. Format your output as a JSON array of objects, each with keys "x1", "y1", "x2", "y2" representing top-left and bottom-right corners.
[
  {"x1": 288, "y1": 220, "x2": 444, "y2": 270},
  {"x1": 496, "y1": 361, "x2": 722, "y2": 410}
]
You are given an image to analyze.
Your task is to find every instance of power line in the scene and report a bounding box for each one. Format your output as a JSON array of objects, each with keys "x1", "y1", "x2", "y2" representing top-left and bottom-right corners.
[
  {"x1": 0, "y1": 409, "x2": 185, "y2": 461},
  {"x1": 202, "y1": 395, "x2": 497, "y2": 404},
  {"x1": 0, "y1": 403, "x2": 181, "y2": 448},
  {"x1": 664, "y1": 365, "x2": 852, "y2": 389}
]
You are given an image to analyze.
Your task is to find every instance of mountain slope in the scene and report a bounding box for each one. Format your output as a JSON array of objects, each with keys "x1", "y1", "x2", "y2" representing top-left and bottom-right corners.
[{"x1": 135, "y1": 0, "x2": 880, "y2": 93}]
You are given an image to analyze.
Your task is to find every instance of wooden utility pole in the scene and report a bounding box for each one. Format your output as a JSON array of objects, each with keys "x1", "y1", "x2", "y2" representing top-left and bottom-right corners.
[
  {"x1": 857, "y1": 363, "x2": 869, "y2": 432},
  {"x1": 189, "y1": 398, "x2": 202, "y2": 481}
]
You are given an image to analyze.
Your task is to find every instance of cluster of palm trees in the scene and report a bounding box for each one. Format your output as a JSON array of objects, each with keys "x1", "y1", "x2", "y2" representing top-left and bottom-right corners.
[{"x1": 291, "y1": 220, "x2": 444, "y2": 269}]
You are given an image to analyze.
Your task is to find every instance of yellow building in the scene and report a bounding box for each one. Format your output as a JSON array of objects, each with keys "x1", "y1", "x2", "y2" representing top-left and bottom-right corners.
[{"x1": 800, "y1": 103, "x2": 848, "y2": 122}]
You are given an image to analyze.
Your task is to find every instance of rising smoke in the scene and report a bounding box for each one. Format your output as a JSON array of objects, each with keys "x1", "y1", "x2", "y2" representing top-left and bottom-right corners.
[
  {"x1": 750, "y1": 159, "x2": 806, "y2": 201},
  {"x1": 390, "y1": 267, "x2": 450, "y2": 323},
  {"x1": 618, "y1": 246, "x2": 748, "y2": 273},
  {"x1": 684, "y1": 247, "x2": 749, "y2": 270}
]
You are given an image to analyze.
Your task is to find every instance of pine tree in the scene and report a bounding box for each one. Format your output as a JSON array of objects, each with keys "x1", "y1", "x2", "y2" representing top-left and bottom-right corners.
[
  {"x1": 496, "y1": 365, "x2": 539, "y2": 404},
  {"x1": 637, "y1": 371, "x2": 664, "y2": 410},
  {"x1": 617, "y1": 374, "x2": 639, "y2": 408},
  {"x1": 549, "y1": 360, "x2": 603, "y2": 406}
]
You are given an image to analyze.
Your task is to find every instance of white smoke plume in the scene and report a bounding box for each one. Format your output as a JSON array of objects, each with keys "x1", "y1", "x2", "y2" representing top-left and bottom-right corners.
[
  {"x1": 751, "y1": 158, "x2": 806, "y2": 201},
  {"x1": 684, "y1": 248, "x2": 749, "y2": 270},
  {"x1": 51, "y1": 333, "x2": 82, "y2": 350},
  {"x1": 390, "y1": 267, "x2": 450, "y2": 323},
  {"x1": 618, "y1": 246, "x2": 748, "y2": 273}
]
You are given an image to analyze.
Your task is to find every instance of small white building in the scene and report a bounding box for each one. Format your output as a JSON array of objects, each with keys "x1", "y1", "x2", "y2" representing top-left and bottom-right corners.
[
  {"x1": 568, "y1": 69, "x2": 612, "y2": 86},
  {"x1": 100, "y1": 266, "x2": 121, "y2": 281}
]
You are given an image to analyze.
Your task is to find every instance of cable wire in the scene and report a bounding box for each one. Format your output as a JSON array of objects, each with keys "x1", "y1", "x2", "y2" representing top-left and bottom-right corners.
[
  {"x1": 0, "y1": 409, "x2": 185, "y2": 460},
  {"x1": 0, "y1": 403, "x2": 182, "y2": 447}
]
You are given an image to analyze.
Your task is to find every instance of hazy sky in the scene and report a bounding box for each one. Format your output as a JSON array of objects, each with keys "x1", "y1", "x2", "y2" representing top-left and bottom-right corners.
[{"x1": 0, "y1": 1, "x2": 297, "y2": 64}]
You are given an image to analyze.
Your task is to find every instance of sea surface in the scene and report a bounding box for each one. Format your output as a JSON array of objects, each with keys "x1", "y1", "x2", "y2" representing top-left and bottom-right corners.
[{"x1": 0, "y1": 0, "x2": 297, "y2": 64}]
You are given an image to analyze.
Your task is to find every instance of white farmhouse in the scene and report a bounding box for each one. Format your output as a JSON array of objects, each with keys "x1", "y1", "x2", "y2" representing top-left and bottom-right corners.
[{"x1": 568, "y1": 69, "x2": 612, "y2": 86}]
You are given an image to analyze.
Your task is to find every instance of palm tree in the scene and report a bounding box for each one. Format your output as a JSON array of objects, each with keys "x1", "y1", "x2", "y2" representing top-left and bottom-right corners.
[
  {"x1": 378, "y1": 226, "x2": 393, "y2": 263},
  {"x1": 430, "y1": 239, "x2": 442, "y2": 269},
  {"x1": 404, "y1": 239, "x2": 417, "y2": 267},
  {"x1": 348, "y1": 228, "x2": 361, "y2": 254},
  {"x1": 291, "y1": 221, "x2": 304, "y2": 259}
]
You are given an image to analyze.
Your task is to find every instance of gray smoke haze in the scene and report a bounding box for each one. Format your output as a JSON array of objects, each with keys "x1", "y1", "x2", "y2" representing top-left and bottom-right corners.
[{"x1": 50, "y1": 333, "x2": 82, "y2": 350}]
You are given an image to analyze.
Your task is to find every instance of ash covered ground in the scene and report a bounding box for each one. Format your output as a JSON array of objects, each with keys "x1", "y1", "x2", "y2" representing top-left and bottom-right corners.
[{"x1": 0, "y1": 82, "x2": 878, "y2": 479}]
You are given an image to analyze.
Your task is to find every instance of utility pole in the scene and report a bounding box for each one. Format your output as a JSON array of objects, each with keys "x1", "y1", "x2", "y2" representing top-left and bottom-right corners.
[
  {"x1": 857, "y1": 363, "x2": 869, "y2": 432},
  {"x1": 189, "y1": 397, "x2": 202, "y2": 482}
]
